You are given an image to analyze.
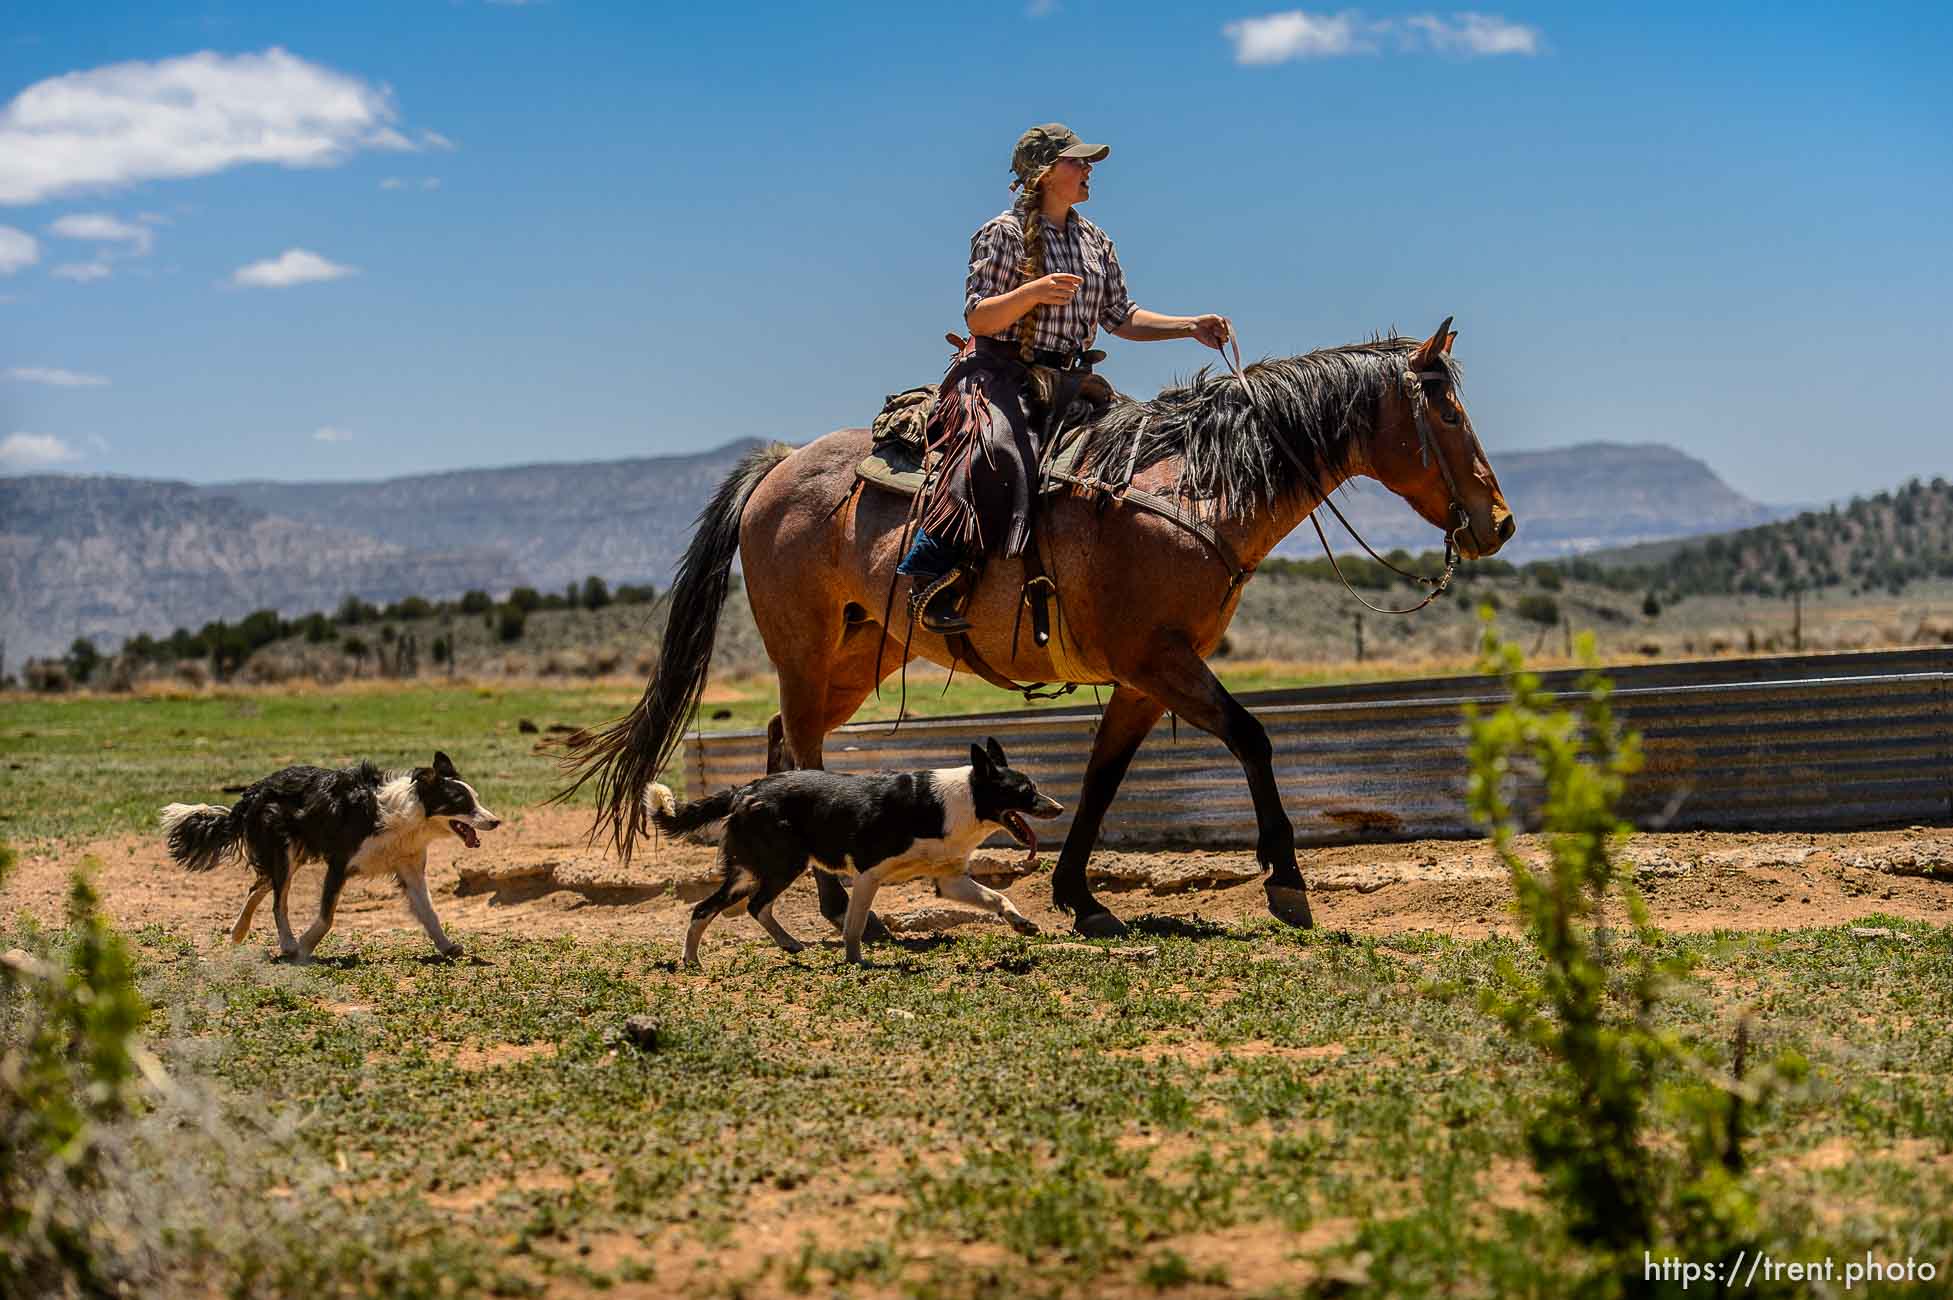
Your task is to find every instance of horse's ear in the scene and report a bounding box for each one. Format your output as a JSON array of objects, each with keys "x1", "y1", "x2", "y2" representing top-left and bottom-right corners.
[
  {"x1": 1442, "y1": 328, "x2": 1457, "y2": 354},
  {"x1": 1413, "y1": 316, "x2": 1454, "y2": 368}
]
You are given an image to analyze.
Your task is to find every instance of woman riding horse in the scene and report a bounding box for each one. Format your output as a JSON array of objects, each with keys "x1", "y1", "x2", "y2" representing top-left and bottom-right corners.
[{"x1": 898, "y1": 122, "x2": 1235, "y2": 634}]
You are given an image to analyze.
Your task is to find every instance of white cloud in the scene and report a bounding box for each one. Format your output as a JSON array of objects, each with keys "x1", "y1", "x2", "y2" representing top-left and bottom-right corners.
[
  {"x1": 379, "y1": 175, "x2": 440, "y2": 191},
  {"x1": 1225, "y1": 11, "x2": 1367, "y2": 61},
  {"x1": 0, "y1": 432, "x2": 82, "y2": 468},
  {"x1": 0, "y1": 47, "x2": 433, "y2": 206},
  {"x1": 51, "y1": 260, "x2": 111, "y2": 282},
  {"x1": 419, "y1": 129, "x2": 455, "y2": 151},
  {"x1": 0, "y1": 225, "x2": 36, "y2": 274},
  {"x1": 231, "y1": 248, "x2": 356, "y2": 288},
  {"x1": 1404, "y1": 12, "x2": 1541, "y2": 55},
  {"x1": 379, "y1": 177, "x2": 406, "y2": 190},
  {"x1": 1027, "y1": 0, "x2": 1060, "y2": 16},
  {"x1": 50, "y1": 211, "x2": 153, "y2": 255},
  {"x1": 6, "y1": 366, "x2": 109, "y2": 387},
  {"x1": 1224, "y1": 9, "x2": 1540, "y2": 63},
  {"x1": 313, "y1": 425, "x2": 353, "y2": 442}
]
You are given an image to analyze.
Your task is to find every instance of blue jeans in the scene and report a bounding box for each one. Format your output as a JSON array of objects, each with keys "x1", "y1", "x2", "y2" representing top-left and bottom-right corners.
[{"x1": 896, "y1": 527, "x2": 961, "y2": 580}]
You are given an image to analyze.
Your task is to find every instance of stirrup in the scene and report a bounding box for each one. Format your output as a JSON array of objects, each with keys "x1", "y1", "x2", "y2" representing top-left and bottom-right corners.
[{"x1": 908, "y1": 568, "x2": 973, "y2": 635}]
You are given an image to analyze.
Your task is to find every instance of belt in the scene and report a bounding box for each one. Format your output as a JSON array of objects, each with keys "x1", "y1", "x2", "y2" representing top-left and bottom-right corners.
[{"x1": 973, "y1": 335, "x2": 1097, "y2": 373}]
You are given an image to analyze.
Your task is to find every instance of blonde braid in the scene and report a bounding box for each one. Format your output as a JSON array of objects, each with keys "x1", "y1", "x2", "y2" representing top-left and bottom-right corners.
[{"x1": 1014, "y1": 166, "x2": 1050, "y2": 363}]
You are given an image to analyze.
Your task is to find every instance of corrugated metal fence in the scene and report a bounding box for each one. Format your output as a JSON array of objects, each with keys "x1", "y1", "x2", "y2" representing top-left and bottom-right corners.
[{"x1": 685, "y1": 649, "x2": 1953, "y2": 848}]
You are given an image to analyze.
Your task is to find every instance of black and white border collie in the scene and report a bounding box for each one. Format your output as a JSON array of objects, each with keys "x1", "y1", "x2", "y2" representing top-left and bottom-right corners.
[
  {"x1": 650, "y1": 737, "x2": 1063, "y2": 968},
  {"x1": 160, "y1": 751, "x2": 501, "y2": 962}
]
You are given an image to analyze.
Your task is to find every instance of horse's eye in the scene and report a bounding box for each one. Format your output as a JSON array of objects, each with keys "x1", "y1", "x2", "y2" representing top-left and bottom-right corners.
[{"x1": 1440, "y1": 408, "x2": 1461, "y2": 425}]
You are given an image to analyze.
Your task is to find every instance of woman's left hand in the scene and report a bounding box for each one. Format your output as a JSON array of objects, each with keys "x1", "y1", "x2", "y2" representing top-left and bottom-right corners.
[{"x1": 1190, "y1": 315, "x2": 1231, "y2": 350}]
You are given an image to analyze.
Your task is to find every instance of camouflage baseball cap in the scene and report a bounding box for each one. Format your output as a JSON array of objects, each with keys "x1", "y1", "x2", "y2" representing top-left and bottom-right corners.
[{"x1": 1010, "y1": 123, "x2": 1110, "y2": 186}]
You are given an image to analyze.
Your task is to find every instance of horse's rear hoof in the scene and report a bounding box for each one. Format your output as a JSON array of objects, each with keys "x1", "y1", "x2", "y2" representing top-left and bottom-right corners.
[
  {"x1": 1073, "y1": 910, "x2": 1129, "y2": 939},
  {"x1": 1265, "y1": 884, "x2": 1315, "y2": 929}
]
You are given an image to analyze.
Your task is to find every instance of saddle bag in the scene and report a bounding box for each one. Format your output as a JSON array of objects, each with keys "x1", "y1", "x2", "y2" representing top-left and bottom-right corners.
[{"x1": 870, "y1": 384, "x2": 938, "y2": 454}]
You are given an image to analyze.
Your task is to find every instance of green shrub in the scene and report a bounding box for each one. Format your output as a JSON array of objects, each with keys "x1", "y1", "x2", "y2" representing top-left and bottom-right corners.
[
  {"x1": 1515, "y1": 593, "x2": 1560, "y2": 625},
  {"x1": 334, "y1": 595, "x2": 379, "y2": 626},
  {"x1": 65, "y1": 637, "x2": 102, "y2": 684},
  {"x1": 0, "y1": 861, "x2": 150, "y2": 1296},
  {"x1": 498, "y1": 606, "x2": 527, "y2": 643},
  {"x1": 1464, "y1": 615, "x2": 1804, "y2": 1295}
]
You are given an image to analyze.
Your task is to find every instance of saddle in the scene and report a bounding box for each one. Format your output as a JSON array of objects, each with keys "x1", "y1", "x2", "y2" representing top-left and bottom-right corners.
[
  {"x1": 857, "y1": 370, "x2": 1123, "y2": 698},
  {"x1": 859, "y1": 366, "x2": 1120, "y2": 497}
]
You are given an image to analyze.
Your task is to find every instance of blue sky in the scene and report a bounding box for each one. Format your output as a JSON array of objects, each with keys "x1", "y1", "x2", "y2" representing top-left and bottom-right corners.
[{"x1": 1, "y1": 2, "x2": 1947, "y2": 504}]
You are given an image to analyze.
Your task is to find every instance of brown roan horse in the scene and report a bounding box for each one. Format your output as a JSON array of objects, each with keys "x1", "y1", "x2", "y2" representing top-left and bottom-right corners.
[{"x1": 561, "y1": 318, "x2": 1514, "y2": 939}]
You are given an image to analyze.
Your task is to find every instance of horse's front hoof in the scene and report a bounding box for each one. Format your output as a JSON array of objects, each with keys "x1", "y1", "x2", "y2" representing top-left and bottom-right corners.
[
  {"x1": 1265, "y1": 884, "x2": 1316, "y2": 929},
  {"x1": 1006, "y1": 912, "x2": 1041, "y2": 937},
  {"x1": 1073, "y1": 909, "x2": 1130, "y2": 939}
]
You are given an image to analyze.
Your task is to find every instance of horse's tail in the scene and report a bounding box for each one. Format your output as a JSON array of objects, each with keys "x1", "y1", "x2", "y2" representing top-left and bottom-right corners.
[{"x1": 555, "y1": 442, "x2": 792, "y2": 863}]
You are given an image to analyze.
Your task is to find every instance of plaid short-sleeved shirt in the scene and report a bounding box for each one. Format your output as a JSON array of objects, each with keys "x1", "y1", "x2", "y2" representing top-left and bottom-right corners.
[{"x1": 964, "y1": 207, "x2": 1137, "y2": 355}]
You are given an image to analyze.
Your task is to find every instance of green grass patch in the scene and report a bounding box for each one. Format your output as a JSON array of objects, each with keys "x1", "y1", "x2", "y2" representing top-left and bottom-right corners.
[
  {"x1": 0, "y1": 683, "x2": 637, "y2": 842},
  {"x1": 3, "y1": 917, "x2": 1936, "y2": 1295},
  {"x1": 0, "y1": 660, "x2": 1417, "y2": 843}
]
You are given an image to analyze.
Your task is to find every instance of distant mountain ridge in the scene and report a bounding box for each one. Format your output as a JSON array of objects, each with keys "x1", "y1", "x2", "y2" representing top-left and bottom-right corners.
[
  {"x1": 215, "y1": 439, "x2": 767, "y2": 596},
  {"x1": 0, "y1": 476, "x2": 517, "y2": 665},
  {"x1": 1279, "y1": 441, "x2": 1791, "y2": 561},
  {"x1": 2, "y1": 438, "x2": 1792, "y2": 664}
]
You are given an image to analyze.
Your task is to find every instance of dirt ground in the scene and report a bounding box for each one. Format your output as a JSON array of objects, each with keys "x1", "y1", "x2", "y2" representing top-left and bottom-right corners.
[{"x1": 7, "y1": 808, "x2": 1949, "y2": 957}]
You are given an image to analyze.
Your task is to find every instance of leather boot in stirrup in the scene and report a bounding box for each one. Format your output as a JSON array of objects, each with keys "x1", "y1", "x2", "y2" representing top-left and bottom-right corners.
[{"x1": 909, "y1": 568, "x2": 973, "y2": 636}]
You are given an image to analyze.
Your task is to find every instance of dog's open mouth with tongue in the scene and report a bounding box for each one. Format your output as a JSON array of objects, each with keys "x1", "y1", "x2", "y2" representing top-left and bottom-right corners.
[
  {"x1": 449, "y1": 820, "x2": 482, "y2": 848},
  {"x1": 1000, "y1": 795, "x2": 1064, "y2": 869}
]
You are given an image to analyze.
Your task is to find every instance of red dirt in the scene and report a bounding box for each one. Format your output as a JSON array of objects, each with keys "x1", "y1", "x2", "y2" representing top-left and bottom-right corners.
[{"x1": 5, "y1": 807, "x2": 1948, "y2": 958}]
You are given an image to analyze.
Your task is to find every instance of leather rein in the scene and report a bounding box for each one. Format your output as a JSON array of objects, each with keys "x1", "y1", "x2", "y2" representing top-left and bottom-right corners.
[{"x1": 1216, "y1": 331, "x2": 1471, "y2": 616}]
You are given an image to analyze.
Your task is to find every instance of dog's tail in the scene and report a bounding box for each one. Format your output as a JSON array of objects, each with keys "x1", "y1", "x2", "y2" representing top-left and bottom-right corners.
[
  {"x1": 645, "y1": 783, "x2": 736, "y2": 838},
  {"x1": 159, "y1": 802, "x2": 243, "y2": 872}
]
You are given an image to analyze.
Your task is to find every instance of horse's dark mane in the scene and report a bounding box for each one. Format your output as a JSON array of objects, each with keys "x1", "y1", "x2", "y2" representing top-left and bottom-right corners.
[{"x1": 1079, "y1": 336, "x2": 1459, "y2": 507}]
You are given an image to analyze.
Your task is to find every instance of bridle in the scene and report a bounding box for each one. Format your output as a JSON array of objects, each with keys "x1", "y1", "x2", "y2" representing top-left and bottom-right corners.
[{"x1": 1218, "y1": 320, "x2": 1475, "y2": 616}]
